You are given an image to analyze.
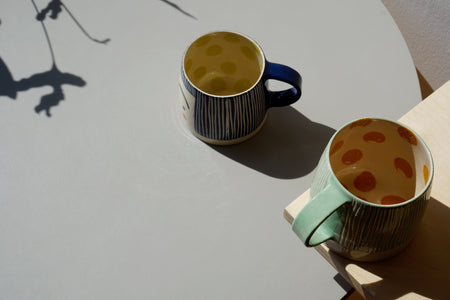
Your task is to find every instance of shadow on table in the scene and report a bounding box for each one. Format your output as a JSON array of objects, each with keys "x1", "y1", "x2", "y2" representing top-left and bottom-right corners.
[
  {"x1": 0, "y1": 58, "x2": 86, "y2": 117},
  {"x1": 212, "y1": 107, "x2": 335, "y2": 179},
  {"x1": 0, "y1": 0, "x2": 111, "y2": 116},
  {"x1": 333, "y1": 273, "x2": 353, "y2": 294},
  {"x1": 160, "y1": 0, "x2": 197, "y2": 19},
  {"x1": 326, "y1": 197, "x2": 450, "y2": 300}
]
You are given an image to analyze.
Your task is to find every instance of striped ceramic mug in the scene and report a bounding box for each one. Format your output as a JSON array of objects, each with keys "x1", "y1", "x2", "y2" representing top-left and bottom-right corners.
[
  {"x1": 292, "y1": 118, "x2": 434, "y2": 261},
  {"x1": 179, "y1": 31, "x2": 302, "y2": 145}
]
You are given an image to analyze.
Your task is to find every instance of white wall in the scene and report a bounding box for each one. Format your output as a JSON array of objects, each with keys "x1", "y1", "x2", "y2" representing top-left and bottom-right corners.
[{"x1": 381, "y1": 0, "x2": 450, "y2": 91}]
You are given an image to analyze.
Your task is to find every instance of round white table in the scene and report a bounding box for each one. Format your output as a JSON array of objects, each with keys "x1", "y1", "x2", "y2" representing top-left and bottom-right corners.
[{"x1": 0, "y1": 0, "x2": 420, "y2": 299}]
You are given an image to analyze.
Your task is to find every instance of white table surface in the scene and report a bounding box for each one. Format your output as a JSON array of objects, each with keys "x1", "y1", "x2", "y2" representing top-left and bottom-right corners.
[{"x1": 0, "y1": 0, "x2": 421, "y2": 299}]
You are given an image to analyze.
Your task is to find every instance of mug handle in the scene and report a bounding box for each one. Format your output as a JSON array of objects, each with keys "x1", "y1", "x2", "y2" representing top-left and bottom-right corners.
[
  {"x1": 264, "y1": 61, "x2": 302, "y2": 107},
  {"x1": 292, "y1": 178, "x2": 351, "y2": 247}
]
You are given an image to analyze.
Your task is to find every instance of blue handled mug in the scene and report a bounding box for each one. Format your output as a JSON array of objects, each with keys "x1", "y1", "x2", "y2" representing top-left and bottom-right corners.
[{"x1": 179, "y1": 31, "x2": 302, "y2": 145}]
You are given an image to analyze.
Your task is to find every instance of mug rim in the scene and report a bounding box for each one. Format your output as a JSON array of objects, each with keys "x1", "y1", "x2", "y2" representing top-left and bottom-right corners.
[
  {"x1": 182, "y1": 30, "x2": 266, "y2": 98},
  {"x1": 326, "y1": 117, "x2": 434, "y2": 208}
]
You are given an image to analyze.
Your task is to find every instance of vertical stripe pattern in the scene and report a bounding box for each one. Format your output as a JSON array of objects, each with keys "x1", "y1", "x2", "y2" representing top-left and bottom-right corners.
[
  {"x1": 336, "y1": 194, "x2": 428, "y2": 253},
  {"x1": 310, "y1": 143, "x2": 431, "y2": 256},
  {"x1": 181, "y1": 68, "x2": 198, "y2": 99},
  {"x1": 311, "y1": 145, "x2": 333, "y2": 196},
  {"x1": 182, "y1": 69, "x2": 267, "y2": 142}
]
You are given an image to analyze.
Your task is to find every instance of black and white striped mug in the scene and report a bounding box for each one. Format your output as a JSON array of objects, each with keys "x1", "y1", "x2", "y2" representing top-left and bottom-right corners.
[
  {"x1": 179, "y1": 31, "x2": 302, "y2": 145},
  {"x1": 292, "y1": 118, "x2": 434, "y2": 261}
]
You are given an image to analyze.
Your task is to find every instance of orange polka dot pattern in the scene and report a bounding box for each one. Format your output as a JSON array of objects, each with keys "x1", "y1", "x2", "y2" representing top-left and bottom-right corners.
[
  {"x1": 363, "y1": 131, "x2": 386, "y2": 143},
  {"x1": 350, "y1": 118, "x2": 372, "y2": 128},
  {"x1": 423, "y1": 164, "x2": 429, "y2": 184},
  {"x1": 395, "y1": 157, "x2": 413, "y2": 178},
  {"x1": 330, "y1": 140, "x2": 344, "y2": 156},
  {"x1": 398, "y1": 126, "x2": 418, "y2": 145},
  {"x1": 328, "y1": 119, "x2": 429, "y2": 205},
  {"x1": 341, "y1": 149, "x2": 363, "y2": 165},
  {"x1": 354, "y1": 171, "x2": 377, "y2": 192},
  {"x1": 381, "y1": 195, "x2": 406, "y2": 205}
]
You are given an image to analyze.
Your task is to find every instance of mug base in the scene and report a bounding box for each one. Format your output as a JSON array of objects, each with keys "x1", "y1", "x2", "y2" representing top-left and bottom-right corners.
[
  {"x1": 325, "y1": 239, "x2": 412, "y2": 262},
  {"x1": 193, "y1": 114, "x2": 268, "y2": 146}
]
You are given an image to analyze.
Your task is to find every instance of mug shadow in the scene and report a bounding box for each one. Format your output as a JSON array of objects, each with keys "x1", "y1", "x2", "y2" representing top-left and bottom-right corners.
[
  {"x1": 211, "y1": 107, "x2": 336, "y2": 179},
  {"x1": 326, "y1": 196, "x2": 450, "y2": 299}
]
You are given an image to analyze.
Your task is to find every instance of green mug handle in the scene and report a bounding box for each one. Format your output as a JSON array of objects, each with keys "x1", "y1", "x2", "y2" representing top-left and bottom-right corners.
[{"x1": 292, "y1": 177, "x2": 351, "y2": 247}]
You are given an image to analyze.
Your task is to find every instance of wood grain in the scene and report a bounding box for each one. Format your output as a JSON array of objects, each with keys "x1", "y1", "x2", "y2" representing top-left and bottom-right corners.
[{"x1": 284, "y1": 80, "x2": 450, "y2": 299}]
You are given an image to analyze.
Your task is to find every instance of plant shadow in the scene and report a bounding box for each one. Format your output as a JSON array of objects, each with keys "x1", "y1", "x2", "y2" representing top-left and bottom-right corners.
[
  {"x1": 0, "y1": 0, "x2": 111, "y2": 116},
  {"x1": 211, "y1": 107, "x2": 336, "y2": 179},
  {"x1": 0, "y1": 58, "x2": 86, "y2": 117}
]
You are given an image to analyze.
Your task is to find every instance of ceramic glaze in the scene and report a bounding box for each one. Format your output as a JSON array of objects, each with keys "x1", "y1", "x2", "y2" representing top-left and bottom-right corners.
[
  {"x1": 179, "y1": 31, "x2": 302, "y2": 145},
  {"x1": 292, "y1": 118, "x2": 433, "y2": 261}
]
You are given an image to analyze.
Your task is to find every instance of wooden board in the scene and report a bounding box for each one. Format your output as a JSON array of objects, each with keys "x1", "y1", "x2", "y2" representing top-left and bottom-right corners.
[{"x1": 284, "y1": 80, "x2": 450, "y2": 299}]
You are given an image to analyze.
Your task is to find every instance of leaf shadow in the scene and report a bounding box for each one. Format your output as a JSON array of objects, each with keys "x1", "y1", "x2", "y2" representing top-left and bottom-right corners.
[{"x1": 1, "y1": 58, "x2": 86, "y2": 117}]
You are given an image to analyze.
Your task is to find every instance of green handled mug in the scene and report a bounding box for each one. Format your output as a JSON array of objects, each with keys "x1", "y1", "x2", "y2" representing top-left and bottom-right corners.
[{"x1": 292, "y1": 118, "x2": 433, "y2": 261}]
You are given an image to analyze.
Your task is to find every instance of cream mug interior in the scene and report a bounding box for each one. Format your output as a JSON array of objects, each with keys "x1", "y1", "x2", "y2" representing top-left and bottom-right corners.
[
  {"x1": 183, "y1": 31, "x2": 264, "y2": 96},
  {"x1": 329, "y1": 118, "x2": 432, "y2": 205}
]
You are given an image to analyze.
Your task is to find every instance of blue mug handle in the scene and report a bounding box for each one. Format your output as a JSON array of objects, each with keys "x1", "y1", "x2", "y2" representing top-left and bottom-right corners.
[{"x1": 263, "y1": 61, "x2": 302, "y2": 107}]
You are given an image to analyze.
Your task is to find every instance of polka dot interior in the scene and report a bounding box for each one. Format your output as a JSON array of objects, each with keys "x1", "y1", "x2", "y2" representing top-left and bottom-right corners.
[
  {"x1": 394, "y1": 157, "x2": 413, "y2": 178},
  {"x1": 363, "y1": 131, "x2": 386, "y2": 143},
  {"x1": 341, "y1": 149, "x2": 363, "y2": 165},
  {"x1": 398, "y1": 126, "x2": 418, "y2": 145},
  {"x1": 330, "y1": 119, "x2": 424, "y2": 205},
  {"x1": 354, "y1": 171, "x2": 377, "y2": 192},
  {"x1": 184, "y1": 32, "x2": 264, "y2": 96}
]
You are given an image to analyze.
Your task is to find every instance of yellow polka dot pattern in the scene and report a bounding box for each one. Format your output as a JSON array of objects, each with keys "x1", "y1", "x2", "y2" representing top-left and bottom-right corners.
[
  {"x1": 206, "y1": 44, "x2": 223, "y2": 56},
  {"x1": 184, "y1": 32, "x2": 263, "y2": 96}
]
